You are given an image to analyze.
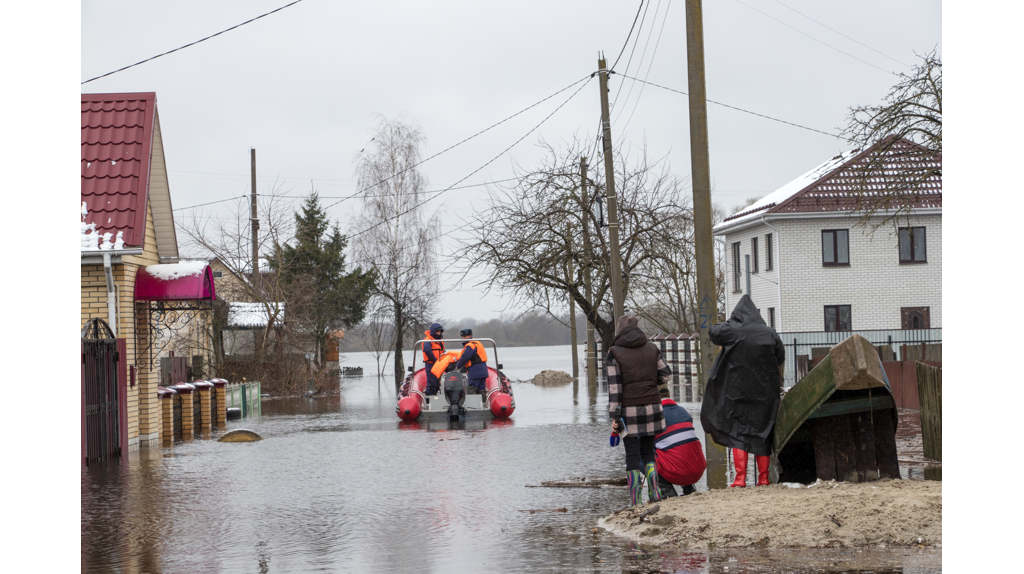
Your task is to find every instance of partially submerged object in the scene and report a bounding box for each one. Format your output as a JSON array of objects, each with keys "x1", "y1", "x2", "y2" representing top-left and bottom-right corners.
[
  {"x1": 218, "y1": 428, "x2": 263, "y2": 442},
  {"x1": 771, "y1": 334, "x2": 900, "y2": 484},
  {"x1": 397, "y1": 338, "x2": 515, "y2": 422}
]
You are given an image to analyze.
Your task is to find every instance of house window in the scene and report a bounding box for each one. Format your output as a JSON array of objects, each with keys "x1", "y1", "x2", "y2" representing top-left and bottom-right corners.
[
  {"x1": 901, "y1": 307, "x2": 930, "y2": 329},
  {"x1": 898, "y1": 227, "x2": 926, "y2": 263},
  {"x1": 768, "y1": 307, "x2": 775, "y2": 329},
  {"x1": 732, "y1": 242, "x2": 741, "y2": 293},
  {"x1": 824, "y1": 305, "x2": 852, "y2": 332},
  {"x1": 822, "y1": 229, "x2": 849, "y2": 266},
  {"x1": 751, "y1": 237, "x2": 759, "y2": 273},
  {"x1": 213, "y1": 271, "x2": 223, "y2": 278},
  {"x1": 765, "y1": 233, "x2": 773, "y2": 270}
]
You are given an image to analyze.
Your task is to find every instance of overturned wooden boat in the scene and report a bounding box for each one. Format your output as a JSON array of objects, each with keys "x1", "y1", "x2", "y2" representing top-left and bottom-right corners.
[
  {"x1": 771, "y1": 334, "x2": 900, "y2": 484},
  {"x1": 396, "y1": 338, "x2": 515, "y2": 422}
]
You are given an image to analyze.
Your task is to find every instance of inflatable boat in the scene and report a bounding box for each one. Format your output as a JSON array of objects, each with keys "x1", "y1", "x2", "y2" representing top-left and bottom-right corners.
[{"x1": 397, "y1": 338, "x2": 515, "y2": 422}]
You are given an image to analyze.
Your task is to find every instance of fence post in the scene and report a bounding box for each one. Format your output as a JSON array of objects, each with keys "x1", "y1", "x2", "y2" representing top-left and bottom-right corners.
[
  {"x1": 172, "y1": 384, "x2": 195, "y2": 438},
  {"x1": 916, "y1": 362, "x2": 942, "y2": 461}
]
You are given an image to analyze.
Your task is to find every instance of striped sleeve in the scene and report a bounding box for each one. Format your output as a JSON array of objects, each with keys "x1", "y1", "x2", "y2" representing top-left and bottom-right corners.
[
  {"x1": 657, "y1": 356, "x2": 672, "y2": 397},
  {"x1": 607, "y1": 354, "x2": 622, "y2": 419}
]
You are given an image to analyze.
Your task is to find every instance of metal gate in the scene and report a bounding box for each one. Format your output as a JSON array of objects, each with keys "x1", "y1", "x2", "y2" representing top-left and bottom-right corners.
[{"x1": 81, "y1": 319, "x2": 127, "y2": 465}]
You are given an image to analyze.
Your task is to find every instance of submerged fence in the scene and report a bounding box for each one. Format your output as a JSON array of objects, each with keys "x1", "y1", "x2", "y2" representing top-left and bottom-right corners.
[
  {"x1": 226, "y1": 381, "x2": 262, "y2": 418},
  {"x1": 596, "y1": 334, "x2": 702, "y2": 402}
]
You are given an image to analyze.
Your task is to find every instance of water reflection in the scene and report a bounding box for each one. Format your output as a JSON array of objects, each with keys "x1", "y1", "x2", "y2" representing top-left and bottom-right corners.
[{"x1": 82, "y1": 345, "x2": 939, "y2": 573}]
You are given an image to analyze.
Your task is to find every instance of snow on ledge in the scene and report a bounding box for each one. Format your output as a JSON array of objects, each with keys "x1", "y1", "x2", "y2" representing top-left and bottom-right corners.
[{"x1": 143, "y1": 261, "x2": 209, "y2": 281}]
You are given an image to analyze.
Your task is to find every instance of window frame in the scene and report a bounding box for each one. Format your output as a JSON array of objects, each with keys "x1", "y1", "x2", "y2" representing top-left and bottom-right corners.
[
  {"x1": 821, "y1": 229, "x2": 850, "y2": 267},
  {"x1": 824, "y1": 305, "x2": 852, "y2": 332},
  {"x1": 765, "y1": 233, "x2": 773, "y2": 271},
  {"x1": 768, "y1": 307, "x2": 775, "y2": 329},
  {"x1": 213, "y1": 270, "x2": 223, "y2": 278},
  {"x1": 751, "y1": 237, "x2": 759, "y2": 273},
  {"x1": 731, "y1": 242, "x2": 742, "y2": 292},
  {"x1": 898, "y1": 226, "x2": 927, "y2": 264}
]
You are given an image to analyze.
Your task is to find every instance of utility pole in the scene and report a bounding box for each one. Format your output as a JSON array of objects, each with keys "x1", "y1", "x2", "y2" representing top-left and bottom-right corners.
[
  {"x1": 581, "y1": 156, "x2": 597, "y2": 392},
  {"x1": 567, "y1": 244, "x2": 579, "y2": 384},
  {"x1": 685, "y1": 0, "x2": 727, "y2": 488},
  {"x1": 250, "y1": 148, "x2": 261, "y2": 294},
  {"x1": 597, "y1": 55, "x2": 625, "y2": 326}
]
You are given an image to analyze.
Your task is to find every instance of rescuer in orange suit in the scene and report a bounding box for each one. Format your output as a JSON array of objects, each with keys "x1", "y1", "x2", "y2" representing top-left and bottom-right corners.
[
  {"x1": 422, "y1": 323, "x2": 446, "y2": 395},
  {"x1": 455, "y1": 328, "x2": 489, "y2": 395}
]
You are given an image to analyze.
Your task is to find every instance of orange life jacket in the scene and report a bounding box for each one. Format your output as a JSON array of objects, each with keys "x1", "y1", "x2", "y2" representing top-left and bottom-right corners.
[
  {"x1": 430, "y1": 352, "x2": 460, "y2": 379},
  {"x1": 422, "y1": 332, "x2": 445, "y2": 363},
  {"x1": 461, "y1": 340, "x2": 488, "y2": 367}
]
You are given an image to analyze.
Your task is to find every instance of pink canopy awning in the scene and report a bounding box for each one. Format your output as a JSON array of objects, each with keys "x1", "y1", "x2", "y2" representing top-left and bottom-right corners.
[{"x1": 134, "y1": 262, "x2": 217, "y2": 301}]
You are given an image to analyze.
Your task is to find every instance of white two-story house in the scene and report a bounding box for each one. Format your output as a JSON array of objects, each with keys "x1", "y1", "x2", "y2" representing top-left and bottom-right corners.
[{"x1": 713, "y1": 137, "x2": 941, "y2": 337}]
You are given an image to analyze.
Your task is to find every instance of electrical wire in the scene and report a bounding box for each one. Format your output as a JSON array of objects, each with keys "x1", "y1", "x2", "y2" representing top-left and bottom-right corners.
[
  {"x1": 614, "y1": 73, "x2": 844, "y2": 139},
  {"x1": 173, "y1": 195, "x2": 248, "y2": 211},
  {"x1": 346, "y1": 76, "x2": 594, "y2": 240},
  {"x1": 612, "y1": 0, "x2": 658, "y2": 123},
  {"x1": 729, "y1": 0, "x2": 898, "y2": 77},
  {"x1": 770, "y1": 0, "x2": 909, "y2": 68},
  {"x1": 610, "y1": 0, "x2": 652, "y2": 113},
  {"x1": 82, "y1": 0, "x2": 305, "y2": 84},
  {"x1": 323, "y1": 75, "x2": 593, "y2": 212},
  {"x1": 611, "y1": 1, "x2": 647, "y2": 71},
  {"x1": 615, "y1": 0, "x2": 671, "y2": 142}
]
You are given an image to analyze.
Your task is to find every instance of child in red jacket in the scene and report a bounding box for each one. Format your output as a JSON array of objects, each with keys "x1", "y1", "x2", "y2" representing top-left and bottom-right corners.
[{"x1": 654, "y1": 398, "x2": 707, "y2": 497}]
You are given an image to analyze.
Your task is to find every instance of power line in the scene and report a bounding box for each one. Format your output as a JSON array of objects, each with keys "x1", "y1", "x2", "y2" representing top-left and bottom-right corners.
[
  {"x1": 172, "y1": 195, "x2": 248, "y2": 211},
  {"x1": 347, "y1": 76, "x2": 594, "y2": 241},
  {"x1": 611, "y1": 1, "x2": 647, "y2": 71},
  {"x1": 615, "y1": 0, "x2": 670, "y2": 140},
  {"x1": 770, "y1": 0, "x2": 909, "y2": 68},
  {"x1": 729, "y1": 0, "x2": 897, "y2": 77},
  {"x1": 324, "y1": 75, "x2": 593, "y2": 212},
  {"x1": 82, "y1": 0, "x2": 305, "y2": 84},
  {"x1": 610, "y1": 0, "x2": 655, "y2": 117},
  {"x1": 614, "y1": 73, "x2": 845, "y2": 139}
]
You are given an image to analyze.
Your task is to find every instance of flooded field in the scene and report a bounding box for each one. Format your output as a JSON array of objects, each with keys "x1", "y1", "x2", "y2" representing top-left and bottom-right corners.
[{"x1": 82, "y1": 345, "x2": 941, "y2": 573}]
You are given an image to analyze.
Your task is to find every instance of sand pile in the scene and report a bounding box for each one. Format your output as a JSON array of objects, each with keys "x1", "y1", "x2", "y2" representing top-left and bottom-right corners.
[
  {"x1": 530, "y1": 370, "x2": 574, "y2": 386},
  {"x1": 599, "y1": 479, "x2": 940, "y2": 549}
]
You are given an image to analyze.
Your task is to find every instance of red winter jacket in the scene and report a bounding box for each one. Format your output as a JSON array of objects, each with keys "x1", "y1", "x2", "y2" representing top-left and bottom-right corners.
[{"x1": 654, "y1": 399, "x2": 707, "y2": 486}]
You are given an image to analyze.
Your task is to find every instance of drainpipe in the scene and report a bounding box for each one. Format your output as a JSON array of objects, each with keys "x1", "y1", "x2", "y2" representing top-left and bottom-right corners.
[
  {"x1": 103, "y1": 253, "x2": 117, "y2": 337},
  {"x1": 760, "y1": 215, "x2": 782, "y2": 332}
]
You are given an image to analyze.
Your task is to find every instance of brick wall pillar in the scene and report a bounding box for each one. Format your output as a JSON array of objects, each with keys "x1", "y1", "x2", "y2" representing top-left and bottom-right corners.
[
  {"x1": 158, "y1": 388, "x2": 175, "y2": 440},
  {"x1": 172, "y1": 384, "x2": 195, "y2": 437},
  {"x1": 212, "y1": 378, "x2": 228, "y2": 427},
  {"x1": 194, "y1": 382, "x2": 213, "y2": 430}
]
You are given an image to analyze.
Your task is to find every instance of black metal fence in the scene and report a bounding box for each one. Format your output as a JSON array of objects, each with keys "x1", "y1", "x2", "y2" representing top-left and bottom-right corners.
[{"x1": 781, "y1": 328, "x2": 942, "y2": 387}]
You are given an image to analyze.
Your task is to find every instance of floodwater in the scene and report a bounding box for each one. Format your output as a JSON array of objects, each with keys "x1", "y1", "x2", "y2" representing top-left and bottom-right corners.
[{"x1": 82, "y1": 345, "x2": 941, "y2": 573}]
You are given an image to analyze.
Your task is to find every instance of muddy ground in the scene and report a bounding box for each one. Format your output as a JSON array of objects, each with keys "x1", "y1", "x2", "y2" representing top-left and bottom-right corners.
[{"x1": 599, "y1": 478, "x2": 941, "y2": 550}]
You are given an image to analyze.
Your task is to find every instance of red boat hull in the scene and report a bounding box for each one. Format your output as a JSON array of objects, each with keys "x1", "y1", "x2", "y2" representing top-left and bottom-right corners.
[{"x1": 397, "y1": 367, "x2": 515, "y2": 421}]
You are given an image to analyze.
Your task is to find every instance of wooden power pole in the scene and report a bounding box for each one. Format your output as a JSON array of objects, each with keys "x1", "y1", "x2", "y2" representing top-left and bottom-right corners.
[
  {"x1": 581, "y1": 156, "x2": 597, "y2": 391},
  {"x1": 685, "y1": 0, "x2": 727, "y2": 488},
  {"x1": 597, "y1": 55, "x2": 625, "y2": 327},
  {"x1": 250, "y1": 148, "x2": 261, "y2": 293}
]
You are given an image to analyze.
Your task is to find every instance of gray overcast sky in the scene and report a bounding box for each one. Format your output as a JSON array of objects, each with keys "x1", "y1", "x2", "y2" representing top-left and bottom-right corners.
[{"x1": 81, "y1": 0, "x2": 940, "y2": 321}]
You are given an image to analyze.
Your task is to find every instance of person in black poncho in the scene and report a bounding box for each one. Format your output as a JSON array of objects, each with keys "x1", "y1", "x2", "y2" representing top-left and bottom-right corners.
[{"x1": 700, "y1": 295, "x2": 785, "y2": 487}]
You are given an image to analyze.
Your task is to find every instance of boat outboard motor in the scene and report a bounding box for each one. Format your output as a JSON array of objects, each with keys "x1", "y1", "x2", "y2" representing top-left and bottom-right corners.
[{"x1": 443, "y1": 373, "x2": 466, "y2": 419}]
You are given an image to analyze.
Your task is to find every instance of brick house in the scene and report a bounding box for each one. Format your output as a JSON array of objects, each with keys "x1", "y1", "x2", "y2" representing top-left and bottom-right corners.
[
  {"x1": 81, "y1": 92, "x2": 215, "y2": 454},
  {"x1": 712, "y1": 138, "x2": 941, "y2": 334}
]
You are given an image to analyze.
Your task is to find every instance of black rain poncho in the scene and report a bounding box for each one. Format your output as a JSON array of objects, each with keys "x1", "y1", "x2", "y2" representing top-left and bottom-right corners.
[{"x1": 699, "y1": 295, "x2": 786, "y2": 456}]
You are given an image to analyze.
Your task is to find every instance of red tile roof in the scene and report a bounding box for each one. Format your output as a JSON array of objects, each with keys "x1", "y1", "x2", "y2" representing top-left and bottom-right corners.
[
  {"x1": 719, "y1": 137, "x2": 941, "y2": 228},
  {"x1": 81, "y1": 93, "x2": 157, "y2": 249}
]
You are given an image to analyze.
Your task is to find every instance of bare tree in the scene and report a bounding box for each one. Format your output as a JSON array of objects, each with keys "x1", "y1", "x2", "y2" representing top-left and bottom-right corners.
[
  {"x1": 352, "y1": 115, "x2": 441, "y2": 388},
  {"x1": 841, "y1": 50, "x2": 942, "y2": 228},
  {"x1": 459, "y1": 138, "x2": 696, "y2": 346}
]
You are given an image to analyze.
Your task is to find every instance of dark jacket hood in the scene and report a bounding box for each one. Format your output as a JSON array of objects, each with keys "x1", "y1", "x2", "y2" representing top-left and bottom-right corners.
[
  {"x1": 429, "y1": 323, "x2": 443, "y2": 338},
  {"x1": 612, "y1": 325, "x2": 649, "y2": 349},
  {"x1": 728, "y1": 295, "x2": 766, "y2": 327}
]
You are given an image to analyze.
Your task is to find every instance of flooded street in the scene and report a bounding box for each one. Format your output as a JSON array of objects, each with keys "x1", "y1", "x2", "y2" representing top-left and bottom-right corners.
[{"x1": 82, "y1": 345, "x2": 940, "y2": 573}]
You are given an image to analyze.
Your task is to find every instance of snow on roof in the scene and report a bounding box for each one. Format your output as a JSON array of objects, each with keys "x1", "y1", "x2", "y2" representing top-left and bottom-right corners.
[
  {"x1": 81, "y1": 201, "x2": 125, "y2": 251},
  {"x1": 228, "y1": 302, "x2": 285, "y2": 328},
  {"x1": 143, "y1": 261, "x2": 209, "y2": 281},
  {"x1": 715, "y1": 148, "x2": 862, "y2": 231}
]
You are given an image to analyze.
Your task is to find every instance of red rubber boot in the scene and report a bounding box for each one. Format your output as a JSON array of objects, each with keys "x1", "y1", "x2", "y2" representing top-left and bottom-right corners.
[
  {"x1": 756, "y1": 455, "x2": 771, "y2": 486},
  {"x1": 730, "y1": 449, "x2": 748, "y2": 487}
]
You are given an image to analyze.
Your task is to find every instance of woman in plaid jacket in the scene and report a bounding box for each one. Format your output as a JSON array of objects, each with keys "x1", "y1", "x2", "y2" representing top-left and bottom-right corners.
[{"x1": 608, "y1": 315, "x2": 673, "y2": 506}]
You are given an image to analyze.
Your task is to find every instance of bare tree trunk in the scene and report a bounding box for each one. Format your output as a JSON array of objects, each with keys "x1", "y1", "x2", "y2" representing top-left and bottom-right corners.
[{"x1": 393, "y1": 303, "x2": 405, "y2": 389}]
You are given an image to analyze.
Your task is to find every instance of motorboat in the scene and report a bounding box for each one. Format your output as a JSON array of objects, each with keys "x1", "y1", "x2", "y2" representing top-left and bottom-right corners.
[{"x1": 396, "y1": 338, "x2": 515, "y2": 422}]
